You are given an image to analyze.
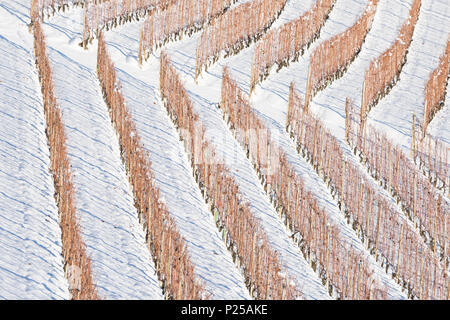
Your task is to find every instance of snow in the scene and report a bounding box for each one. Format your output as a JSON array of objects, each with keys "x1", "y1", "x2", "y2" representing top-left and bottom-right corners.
[{"x1": 0, "y1": 0, "x2": 447, "y2": 299}]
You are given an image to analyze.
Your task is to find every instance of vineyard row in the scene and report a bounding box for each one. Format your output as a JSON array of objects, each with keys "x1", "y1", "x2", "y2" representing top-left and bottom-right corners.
[
  {"x1": 82, "y1": 0, "x2": 180, "y2": 48},
  {"x1": 139, "y1": 0, "x2": 235, "y2": 63},
  {"x1": 287, "y1": 83, "x2": 448, "y2": 299},
  {"x1": 361, "y1": 0, "x2": 421, "y2": 121},
  {"x1": 346, "y1": 99, "x2": 449, "y2": 264},
  {"x1": 411, "y1": 119, "x2": 449, "y2": 195},
  {"x1": 97, "y1": 33, "x2": 207, "y2": 299},
  {"x1": 422, "y1": 40, "x2": 450, "y2": 134}
]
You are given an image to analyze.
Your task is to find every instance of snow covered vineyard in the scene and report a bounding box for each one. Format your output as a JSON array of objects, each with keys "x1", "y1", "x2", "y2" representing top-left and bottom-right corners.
[{"x1": 0, "y1": 0, "x2": 448, "y2": 300}]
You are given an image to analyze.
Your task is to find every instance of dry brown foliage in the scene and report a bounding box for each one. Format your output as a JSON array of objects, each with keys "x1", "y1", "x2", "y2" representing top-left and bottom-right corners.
[
  {"x1": 82, "y1": 0, "x2": 180, "y2": 47},
  {"x1": 160, "y1": 52, "x2": 301, "y2": 299},
  {"x1": 250, "y1": 0, "x2": 336, "y2": 93},
  {"x1": 32, "y1": 0, "x2": 87, "y2": 23},
  {"x1": 346, "y1": 99, "x2": 449, "y2": 265},
  {"x1": 33, "y1": 20, "x2": 98, "y2": 300},
  {"x1": 287, "y1": 84, "x2": 449, "y2": 299},
  {"x1": 139, "y1": 0, "x2": 235, "y2": 63},
  {"x1": 221, "y1": 69, "x2": 397, "y2": 300},
  {"x1": 97, "y1": 33, "x2": 207, "y2": 299}
]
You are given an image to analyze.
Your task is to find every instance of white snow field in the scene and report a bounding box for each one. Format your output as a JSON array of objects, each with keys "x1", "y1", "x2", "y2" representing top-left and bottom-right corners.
[
  {"x1": 0, "y1": 4, "x2": 68, "y2": 299},
  {"x1": 0, "y1": 0, "x2": 448, "y2": 299}
]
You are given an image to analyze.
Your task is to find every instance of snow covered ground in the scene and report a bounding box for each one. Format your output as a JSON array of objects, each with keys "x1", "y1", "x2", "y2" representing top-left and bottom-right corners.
[
  {"x1": 101, "y1": 0, "x2": 328, "y2": 299},
  {"x1": 0, "y1": 3, "x2": 68, "y2": 299},
  {"x1": 2, "y1": 0, "x2": 164, "y2": 299}
]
